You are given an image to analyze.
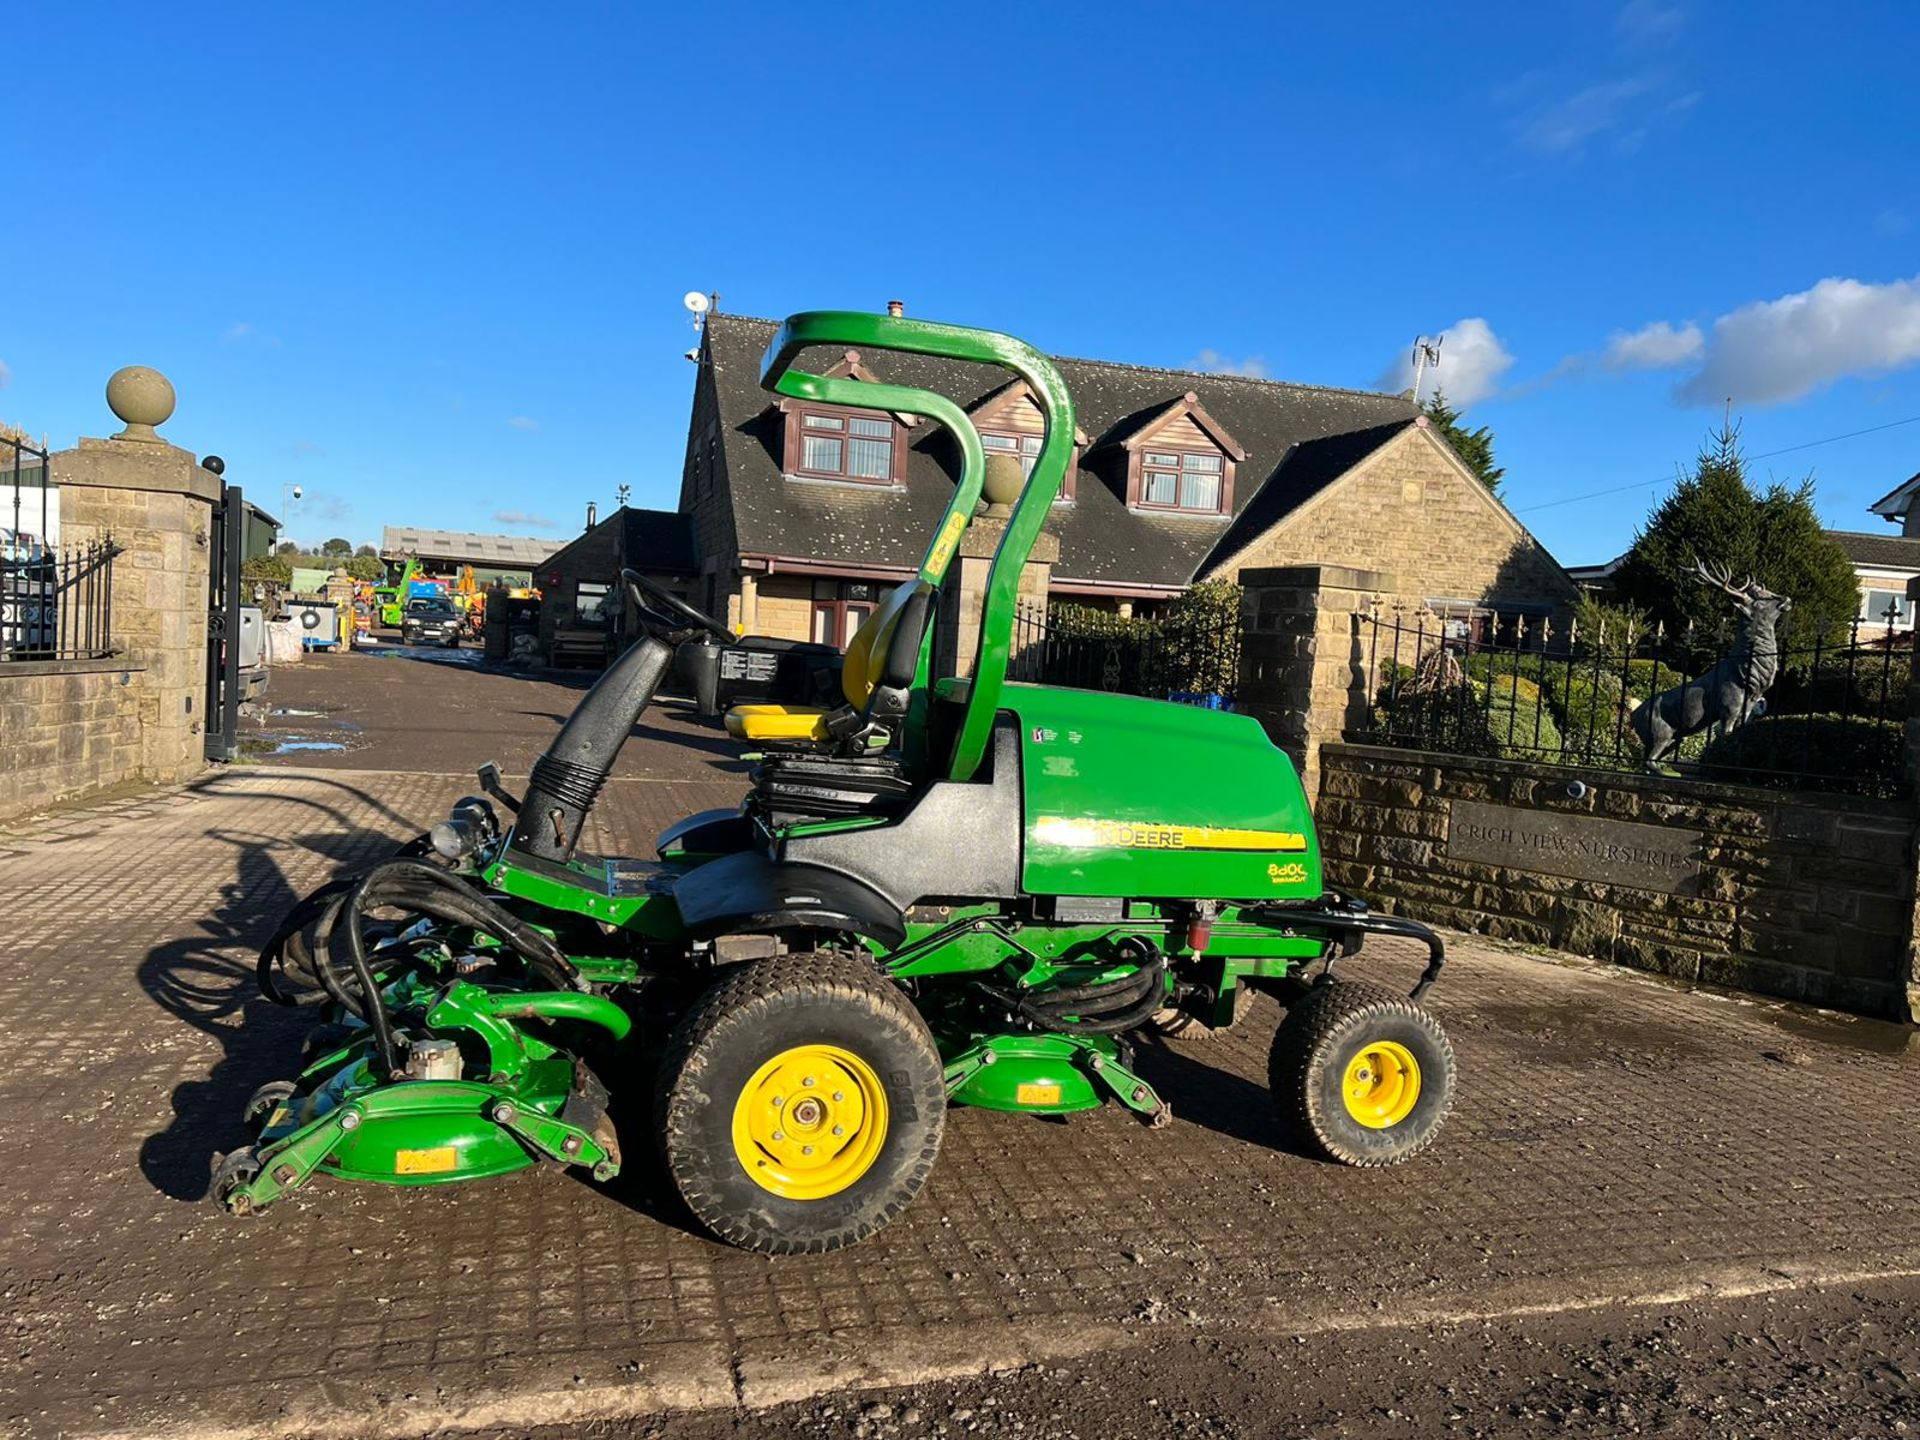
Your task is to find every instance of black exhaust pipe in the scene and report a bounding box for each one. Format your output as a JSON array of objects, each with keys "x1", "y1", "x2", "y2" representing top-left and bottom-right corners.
[{"x1": 512, "y1": 635, "x2": 674, "y2": 863}]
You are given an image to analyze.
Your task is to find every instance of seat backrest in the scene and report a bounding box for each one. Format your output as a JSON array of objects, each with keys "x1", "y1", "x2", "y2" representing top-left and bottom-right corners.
[{"x1": 840, "y1": 579, "x2": 928, "y2": 709}]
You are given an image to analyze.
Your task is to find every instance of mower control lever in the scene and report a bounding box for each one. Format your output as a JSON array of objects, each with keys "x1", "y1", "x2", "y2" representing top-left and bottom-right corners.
[{"x1": 476, "y1": 761, "x2": 520, "y2": 814}]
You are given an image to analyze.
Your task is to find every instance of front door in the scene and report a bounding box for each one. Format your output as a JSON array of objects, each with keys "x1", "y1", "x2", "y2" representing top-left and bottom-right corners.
[{"x1": 809, "y1": 579, "x2": 880, "y2": 649}]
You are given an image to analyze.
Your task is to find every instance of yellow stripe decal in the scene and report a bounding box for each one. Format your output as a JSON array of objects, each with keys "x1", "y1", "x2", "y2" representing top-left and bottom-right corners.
[{"x1": 1033, "y1": 816, "x2": 1307, "y2": 853}]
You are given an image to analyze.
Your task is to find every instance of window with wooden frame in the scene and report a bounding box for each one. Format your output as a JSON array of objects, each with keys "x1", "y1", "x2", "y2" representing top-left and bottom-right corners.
[
  {"x1": 1139, "y1": 450, "x2": 1226, "y2": 511},
  {"x1": 968, "y1": 380, "x2": 1084, "y2": 503},
  {"x1": 781, "y1": 402, "x2": 906, "y2": 486}
]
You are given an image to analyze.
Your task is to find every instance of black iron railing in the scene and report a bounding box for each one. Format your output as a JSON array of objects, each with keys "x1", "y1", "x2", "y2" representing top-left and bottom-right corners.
[
  {"x1": 1, "y1": 540, "x2": 121, "y2": 663},
  {"x1": 1009, "y1": 600, "x2": 1241, "y2": 708},
  {"x1": 1360, "y1": 606, "x2": 1911, "y2": 798}
]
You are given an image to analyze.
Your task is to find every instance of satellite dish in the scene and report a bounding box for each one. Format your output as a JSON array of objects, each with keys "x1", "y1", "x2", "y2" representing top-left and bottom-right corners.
[{"x1": 683, "y1": 291, "x2": 710, "y2": 314}]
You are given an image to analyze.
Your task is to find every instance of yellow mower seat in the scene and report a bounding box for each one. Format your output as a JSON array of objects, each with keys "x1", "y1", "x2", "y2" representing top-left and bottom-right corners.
[
  {"x1": 724, "y1": 580, "x2": 925, "y2": 744},
  {"x1": 723, "y1": 703, "x2": 832, "y2": 743}
]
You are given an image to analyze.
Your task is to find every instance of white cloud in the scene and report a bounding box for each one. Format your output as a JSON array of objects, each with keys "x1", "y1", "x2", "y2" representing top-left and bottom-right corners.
[
  {"x1": 1603, "y1": 320, "x2": 1704, "y2": 370},
  {"x1": 1377, "y1": 318, "x2": 1514, "y2": 407},
  {"x1": 222, "y1": 321, "x2": 282, "y2": 347},
  {"x1": 1616, "y1": 0, "x2": 1685, "y2": 45},
  {"x1": 290, "y1": 438, "x2": 325, "y2": 458},
  {"x1": 1188, "y1": 349, "x2": 1270, "y2": 379},
  {"x1": 1676, "y1": 274, "x2": 1920, "y2": 406},
  {"x1": 0, "y1": 358, "x2": 11, "y2": 389},
  {"x1": 506, "y1": 416, "x2": 540, "y2": 431},
  {"x1": 1516, "y1": 76, "x2": 1659, "y2": 154},
  {"x1": 493, "y1": 509, "x2": 556, "y2": 529}
]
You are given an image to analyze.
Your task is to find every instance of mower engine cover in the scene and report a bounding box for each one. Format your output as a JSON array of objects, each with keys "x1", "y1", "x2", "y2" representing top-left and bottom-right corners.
[{"x1": 1008, "y1": 683, "x2": 1321, "y2": 900}]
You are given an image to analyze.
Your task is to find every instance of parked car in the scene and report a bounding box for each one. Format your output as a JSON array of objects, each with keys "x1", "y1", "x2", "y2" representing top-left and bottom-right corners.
[
  {"x1": 401, "y1": 596, "x2": 462, "y2": 648},
  {"x1": 1, "y1": 528, "x2": 55, "y2": 658}
]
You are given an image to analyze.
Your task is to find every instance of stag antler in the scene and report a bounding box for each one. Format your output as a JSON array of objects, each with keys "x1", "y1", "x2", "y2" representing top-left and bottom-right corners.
[{"x1": 1691, "y1": 554, "x2": 1755, "y2": 604}]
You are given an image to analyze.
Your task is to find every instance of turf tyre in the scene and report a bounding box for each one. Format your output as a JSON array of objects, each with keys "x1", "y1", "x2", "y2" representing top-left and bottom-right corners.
[
  {"x1": 1267, "y1": 979, "x2": 1454, "y2": 1166},
  {"x1": 656, "y1": 952, "x2": 946, "y2": 1255}
]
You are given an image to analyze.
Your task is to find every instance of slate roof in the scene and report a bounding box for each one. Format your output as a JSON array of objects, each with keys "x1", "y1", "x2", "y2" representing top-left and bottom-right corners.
[
  {"x1": 700, "y1": 314, "x2": 1423, "y2": 588},
  {"x1": 541, "y1": 506, "x2": 699, "y2": 578},
  {"x1": 1829, "y1": 529, "x2": 1920, "y2": 571},
  {"x1": 619, "y1": 506, "x2": 700, "y2": 573},
  {"x1": 381, "y1": 526, "x2": 566, "y2": 567}
]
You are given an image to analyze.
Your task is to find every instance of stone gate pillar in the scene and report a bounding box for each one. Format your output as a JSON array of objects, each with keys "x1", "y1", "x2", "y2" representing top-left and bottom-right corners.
[
  {"x1": 50, "y1": 367, "x2": 219, "y2": 787},
  {"x1": 1236, "y1": 564, "x2": 1395, "y2": 803}
]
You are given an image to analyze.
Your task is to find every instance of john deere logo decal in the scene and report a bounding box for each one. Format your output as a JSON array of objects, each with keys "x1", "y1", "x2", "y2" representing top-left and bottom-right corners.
[{"x1": 1034, "y1": 817, "x2": 1307, "y2": 854}]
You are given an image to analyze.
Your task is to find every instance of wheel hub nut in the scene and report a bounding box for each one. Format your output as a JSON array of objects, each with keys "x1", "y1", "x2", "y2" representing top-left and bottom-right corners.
[{"x1": 791, "y1": 1098, "x2": 824, "y2": 1127}]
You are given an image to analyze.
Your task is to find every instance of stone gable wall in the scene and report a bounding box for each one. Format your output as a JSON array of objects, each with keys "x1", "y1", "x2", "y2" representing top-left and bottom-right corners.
[{"x1": 1213, "y1": 427, "x2": 1575, "y2": 612}]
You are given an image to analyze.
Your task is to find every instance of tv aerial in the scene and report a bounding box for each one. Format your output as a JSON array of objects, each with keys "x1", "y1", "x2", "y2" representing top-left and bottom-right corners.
[
  {"x1": 683, "y1": 290, "x2": 713, "y2": 361},
  {"x1": 1409, "y1": 334, "x2": 1444, "y2": 405}
]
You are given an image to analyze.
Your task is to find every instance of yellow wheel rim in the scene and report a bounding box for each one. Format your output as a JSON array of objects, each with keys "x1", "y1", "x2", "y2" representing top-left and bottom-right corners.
[
  {"x1": 731, "y1": 1043, "x2": 889, "y2": 1200},
  {"x1": 1341, "y1": 1040, "x2": 1421, "y2": 1129}
]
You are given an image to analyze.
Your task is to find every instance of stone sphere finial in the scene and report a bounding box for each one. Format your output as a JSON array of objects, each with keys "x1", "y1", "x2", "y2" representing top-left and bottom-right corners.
[
  {"x1": 106, "y1": 365, "x2": 176, "y2": 443},
  {"x1": 981, "y1": 453, "x2": 1025, "y2": 517}
]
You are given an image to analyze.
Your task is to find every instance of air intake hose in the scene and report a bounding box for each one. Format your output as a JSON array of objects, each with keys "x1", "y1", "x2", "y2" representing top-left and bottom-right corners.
[{"x1": 513, "y1": 635, "x2": 674, "y2": 863}]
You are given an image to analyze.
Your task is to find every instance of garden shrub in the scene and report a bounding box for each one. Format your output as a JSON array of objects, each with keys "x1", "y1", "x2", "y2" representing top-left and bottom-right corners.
[{"x1": 1697, "y1": 713, "x2": 1904, "y2": 792}]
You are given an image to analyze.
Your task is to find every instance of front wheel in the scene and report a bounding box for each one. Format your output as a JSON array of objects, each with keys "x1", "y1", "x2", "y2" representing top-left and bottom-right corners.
[
  {"x1": 656, "y1": 952, "x2": 946, "y2": 1255},
  {"x1": 1267, "y1": 980, "x2": 1454, "y2": 1166}
]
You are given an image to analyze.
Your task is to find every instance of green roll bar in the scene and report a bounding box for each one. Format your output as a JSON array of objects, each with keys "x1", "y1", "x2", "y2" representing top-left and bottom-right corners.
[{"x1": 760, "y1": 311, "x2": 1077, "y2": 781}]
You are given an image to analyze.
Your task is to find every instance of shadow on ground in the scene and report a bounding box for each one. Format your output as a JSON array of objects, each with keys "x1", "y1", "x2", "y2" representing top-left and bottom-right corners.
[{"x1": 136, "y1": 778, "x2": 424, "y2": 1200}]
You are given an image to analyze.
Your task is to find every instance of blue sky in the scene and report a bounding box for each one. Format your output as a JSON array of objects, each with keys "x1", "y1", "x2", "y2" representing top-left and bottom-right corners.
[{"x1": 3, "y1": 1, "x2": 1917, "y2": 565}]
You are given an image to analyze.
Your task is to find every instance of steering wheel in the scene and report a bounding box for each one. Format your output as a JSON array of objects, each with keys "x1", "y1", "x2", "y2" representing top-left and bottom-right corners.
[{"x1": 620, "y1": 568, "x2": 735, "y2": 645}]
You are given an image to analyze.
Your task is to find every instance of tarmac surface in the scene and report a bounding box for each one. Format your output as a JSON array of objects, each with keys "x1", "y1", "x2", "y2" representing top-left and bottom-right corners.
[{"x1": 5, "y1": 647, "x2": 1920, "y2": 1439}]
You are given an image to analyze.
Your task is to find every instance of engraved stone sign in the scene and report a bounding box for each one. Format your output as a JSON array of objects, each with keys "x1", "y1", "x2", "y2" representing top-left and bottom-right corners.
[{"x1": 1447, "y1": 800, "x2": 1702, "y2": 894}]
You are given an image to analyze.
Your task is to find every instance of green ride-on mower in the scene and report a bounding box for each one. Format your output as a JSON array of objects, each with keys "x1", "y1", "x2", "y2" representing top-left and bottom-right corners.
[{"x1": 216, "y1": 311, "x2": 1456, "y2": 1255}]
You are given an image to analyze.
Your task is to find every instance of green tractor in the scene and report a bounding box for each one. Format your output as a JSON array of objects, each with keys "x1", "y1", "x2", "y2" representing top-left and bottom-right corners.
[{"x1": 218, "y1": 312, "x2": 1455, "y2": 1254}]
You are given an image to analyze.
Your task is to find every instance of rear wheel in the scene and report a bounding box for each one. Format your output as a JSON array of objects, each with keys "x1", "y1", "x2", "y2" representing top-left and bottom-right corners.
[
  {"x1": 656, "y1": 952, "x2": 946, "y2": 1255},
  {"x1": 1267, "y1": 980, "x2": 1454, "y2": 1165}
]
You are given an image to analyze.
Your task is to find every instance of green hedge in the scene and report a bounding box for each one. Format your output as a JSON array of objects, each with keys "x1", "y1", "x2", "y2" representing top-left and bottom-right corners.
[
  {"x1": 1771, "y1": 652, "x2": 1911, "y2": 718},
  {"x1": 1697, "y1": 713, "x2": 1904, "y2": 792}
]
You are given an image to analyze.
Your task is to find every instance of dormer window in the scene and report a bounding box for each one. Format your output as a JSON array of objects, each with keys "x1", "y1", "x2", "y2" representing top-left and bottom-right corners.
[
  {"x1": 1118, "y1": 391, "x2": 1246, "y2": 516},
  {"x1": 781, "y1": 401, "x2": 905, "y2": 485},
  {"x1": 982, "y1": 431, "x2": 1042, "y2": 476},
  {"x1": 968, "y1": 379, "x2": 1087, "y2": 503},
  {"x1": 1141, "y1": 450, "x2": 1224, "y2": 511}
]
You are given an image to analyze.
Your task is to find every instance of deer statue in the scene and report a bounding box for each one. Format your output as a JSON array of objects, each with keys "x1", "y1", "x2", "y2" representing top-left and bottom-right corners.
[{"x1": 1630, "y1": 558, "x2": 1793, "y2": 768}]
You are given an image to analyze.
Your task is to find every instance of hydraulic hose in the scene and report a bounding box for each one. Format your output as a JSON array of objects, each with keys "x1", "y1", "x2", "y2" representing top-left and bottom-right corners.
[
  {"x1": 978, "y1": 949, "x2": 1170, "y2": 1037},
  {"x1": 258, "y1": 858, "x2": 589, "y2": 1083}
]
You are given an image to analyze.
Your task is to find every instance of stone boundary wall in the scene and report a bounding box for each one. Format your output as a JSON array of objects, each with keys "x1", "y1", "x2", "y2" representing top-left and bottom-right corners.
[
  {"x1": 1318, "y1": 741, "x2": 1919, "y2": 1019},
  {"x1": 0, "y1": 659, "x2": 147, "y2": 818}
]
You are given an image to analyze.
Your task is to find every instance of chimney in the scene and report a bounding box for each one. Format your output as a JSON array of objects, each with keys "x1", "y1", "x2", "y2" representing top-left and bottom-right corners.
[
  {"x1": 886, "y1": 299, "x2": 905, "y2": 318},
  {"x1": 585, "y1": 501, "x2": 598, "y2": 531}
]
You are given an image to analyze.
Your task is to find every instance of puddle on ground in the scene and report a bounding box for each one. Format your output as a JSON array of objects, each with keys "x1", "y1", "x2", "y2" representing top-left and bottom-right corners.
[
  {"x1": 363, "y1": 643, "x2": 484, "y2": 667},
  {"x1": 1757, "y1": 1007, "x2": 1915, "y2": 1058},
  {"x1": 238, "y1": 734, "x2": 351, "y2": 758}
]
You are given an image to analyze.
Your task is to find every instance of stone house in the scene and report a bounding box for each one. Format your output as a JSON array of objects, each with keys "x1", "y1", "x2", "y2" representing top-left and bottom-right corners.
[
  {"x1": 533, "y1": 504, "x2": 698, "y2": 662},
  {"x1": 677, "y1": 311, "x2": 1574, "y2": 644}
]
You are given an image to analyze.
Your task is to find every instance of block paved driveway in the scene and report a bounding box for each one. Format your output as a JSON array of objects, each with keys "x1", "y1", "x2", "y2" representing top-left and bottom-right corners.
[{"x1": 5, "y1": 650, "x2": 1920, "y2": 1439}]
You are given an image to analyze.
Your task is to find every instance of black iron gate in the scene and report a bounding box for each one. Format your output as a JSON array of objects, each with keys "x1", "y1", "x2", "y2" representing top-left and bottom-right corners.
[{"x1": 204, "y1": 474, "x2": 245, "y2": 761}]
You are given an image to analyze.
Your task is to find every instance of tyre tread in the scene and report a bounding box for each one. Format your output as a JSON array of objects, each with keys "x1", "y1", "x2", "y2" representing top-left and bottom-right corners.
[
  {"x1": 1268, "y1": 979, "x2": 1454, "y2": 1167},
  {"x1": 656, "y1": 952, "x2": 945, "y2": 1255}
]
